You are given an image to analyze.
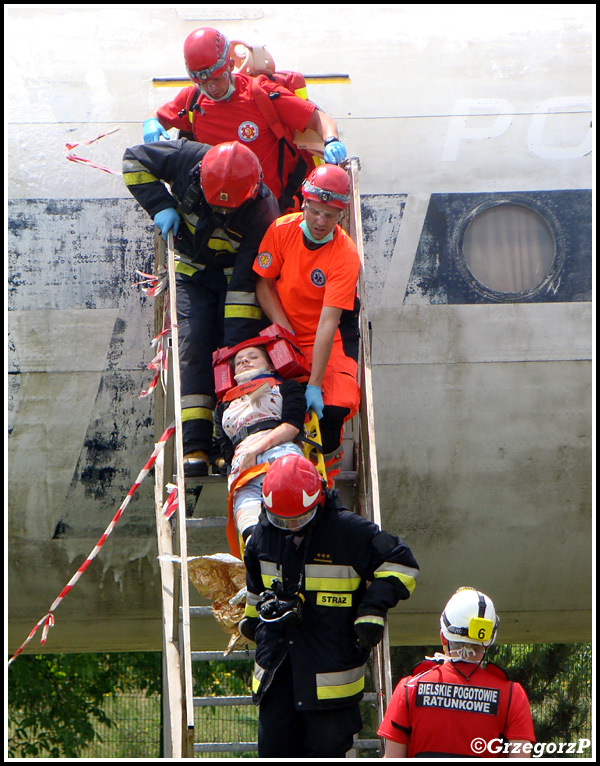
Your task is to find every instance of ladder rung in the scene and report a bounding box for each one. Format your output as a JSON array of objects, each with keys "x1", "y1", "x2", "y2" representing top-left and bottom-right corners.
[
  {"x1": 179, "y1": 474, "x2": 228, "y2": 486},
  {"x1": 194, "y1": 742, "x2": 257, "y2": 753},
  {"x1": 336, "y1": 470, "x2": 358, "y2": 484},
  {"x1": 185, "y1": 517, "x2": 227, "y2": 528},
  {"x1": 191, "y1": 739, "x2": 380, "y2": 754},
  {"x1": 194, "y1": 695, "x2": 253, "y2": 707},
  {"x1": 192, "y1": 650, "x2": 255, "y2": 662},
  {"x1": 186, "y1": 606, "x2": 213, "y2": 617},
  {"x1": 352, "y1": 739, "x2": 382, "y2": 750}
]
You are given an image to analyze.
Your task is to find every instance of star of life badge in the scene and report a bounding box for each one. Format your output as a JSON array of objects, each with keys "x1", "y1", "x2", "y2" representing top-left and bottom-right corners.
[
  {"x1": 238, "y1": 121, "x2": 259, "y2": 142},
  {"x1": 257, "y1": 251, "x2": 272, "y2": 269}
]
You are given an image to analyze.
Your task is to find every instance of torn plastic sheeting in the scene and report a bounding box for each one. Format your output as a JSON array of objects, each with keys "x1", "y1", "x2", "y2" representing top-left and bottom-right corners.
[{"x1": 158, "y1": 553, "x2": 248, "y2": 653}]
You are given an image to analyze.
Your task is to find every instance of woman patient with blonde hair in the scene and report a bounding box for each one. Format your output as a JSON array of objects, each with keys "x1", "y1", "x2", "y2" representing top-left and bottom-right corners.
[{"x1": 214, "y1": 344, "x2": 306, "y2": 551}]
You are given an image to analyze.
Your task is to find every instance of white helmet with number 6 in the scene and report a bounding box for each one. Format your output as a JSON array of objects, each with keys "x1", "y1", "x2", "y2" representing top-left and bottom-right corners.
[{"x1": 440, "y1": 587, "x2": 499, "y2": 647}]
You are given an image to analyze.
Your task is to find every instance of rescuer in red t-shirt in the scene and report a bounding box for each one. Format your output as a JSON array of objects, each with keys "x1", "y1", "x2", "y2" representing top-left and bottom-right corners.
[
  {"x1": 253, "y1": 164, "x2": 361, "y2": 484},
  {"x1": 143, "y1": 27, "x2": 347, "y2": 212},
  {"x1": 378, "y1": 587, "x2": 535, "y2": 759}
]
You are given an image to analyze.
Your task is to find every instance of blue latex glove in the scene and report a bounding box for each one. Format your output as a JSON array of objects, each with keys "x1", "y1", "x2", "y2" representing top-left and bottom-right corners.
[
  {"x1": 143, "y1": 117, "x2": 171, "y2": 143},
  {"x1": 154, "y1": 208, "x2": 180, "y2": 241},
  {"x1": 323, "y1": 138, "x2": 347, "y2": 165},
  {"x1": 305, "y1": 385, "x2": 324, "y2": 420}
]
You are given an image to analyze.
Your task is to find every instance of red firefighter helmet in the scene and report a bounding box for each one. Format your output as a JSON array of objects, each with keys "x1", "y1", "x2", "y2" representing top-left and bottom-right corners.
[
  {"x1": 262, "y1": 455, "x2": 326, "y2": 531},
  {"x1": 184, "y1": 27, "x2": 231, "y2": 83},
  {"x1": 302, "y1": 165, "x2": 351, "y2": 210},
  {"x1": 200, "y1": 142, "x2": 263, "y2": 209}
]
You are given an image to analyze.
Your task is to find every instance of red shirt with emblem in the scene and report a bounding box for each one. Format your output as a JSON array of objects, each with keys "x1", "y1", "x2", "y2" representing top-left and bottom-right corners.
[
  {"x1": 253, "y1": 213, "x2": 360, "y2": 347},
  {"x1": 378, "y1": 659, "x2": 535, "y2": 758},
  {"x1": 156, "y1": 73, "x2": 315, "y2": 200}
]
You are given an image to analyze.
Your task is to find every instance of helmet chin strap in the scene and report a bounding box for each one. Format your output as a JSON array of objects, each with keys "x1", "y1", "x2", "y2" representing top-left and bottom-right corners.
[
  {"x1": 447, "y1": 645, "x2": 480, "y2": 662},
  {"x1": 427, "y1": 636, "x2": 489, "y2": 680}
]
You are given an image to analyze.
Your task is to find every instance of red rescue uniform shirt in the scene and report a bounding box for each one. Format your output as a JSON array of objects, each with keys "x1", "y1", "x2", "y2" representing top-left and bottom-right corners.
[
  {"x1": 156, "y1": 74, "x2": 316, "y2": 200},
  {"x1": 378, "y1": 660, "x2": 535, "y2": 758}
]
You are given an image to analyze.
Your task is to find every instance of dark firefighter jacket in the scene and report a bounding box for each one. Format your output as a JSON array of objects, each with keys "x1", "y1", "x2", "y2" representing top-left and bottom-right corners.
[
  {"x1": 122, "y1": 137, "x2": 280, "y2": 281},
  {"x1": 242, "y1": 492, "x2": 420, "y2": 710}
]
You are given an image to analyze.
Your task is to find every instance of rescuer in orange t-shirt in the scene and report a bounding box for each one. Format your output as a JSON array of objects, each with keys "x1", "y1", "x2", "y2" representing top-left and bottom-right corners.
[{"x1": 253, "y1": 165, "x2": 361, "y2": 482}]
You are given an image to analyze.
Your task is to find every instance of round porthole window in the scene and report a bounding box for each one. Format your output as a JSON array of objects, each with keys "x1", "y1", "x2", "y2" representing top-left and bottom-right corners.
[{"x1": 461, "y1": 203, "x2": 556, "y2": 295}]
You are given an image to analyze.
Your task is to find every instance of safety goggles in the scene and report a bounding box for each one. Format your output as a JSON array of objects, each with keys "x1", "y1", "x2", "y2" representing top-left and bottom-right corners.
[{"x1": 303, "y1": 202, "x2": 342, "y2": 223}]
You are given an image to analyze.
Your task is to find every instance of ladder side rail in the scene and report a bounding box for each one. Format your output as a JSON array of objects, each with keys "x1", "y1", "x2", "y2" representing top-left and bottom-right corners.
[
  {"x1": 154, "y1": 449, "x2": 185, "y2": 758},
  {"x1": 152, "y1": 232, "x2": 185, "y2": 758},
  {"x1": 165, "y1": 232, "x2": 195, "y2": 756},
  {"x1": 347, "y1": 158, "x2": 383, "y2": 528},
  {"x1": 347, "y1": 158, "x2": 393, "y2": 731}
]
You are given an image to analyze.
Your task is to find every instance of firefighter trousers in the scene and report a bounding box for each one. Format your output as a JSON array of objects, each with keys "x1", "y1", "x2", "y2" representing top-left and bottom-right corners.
[
  {"x1": 176, "y1": 270, "x2": 263, "y2": 454},
  {"x1": 257, "y1": 654, "x2": 363, "y2": 758}
]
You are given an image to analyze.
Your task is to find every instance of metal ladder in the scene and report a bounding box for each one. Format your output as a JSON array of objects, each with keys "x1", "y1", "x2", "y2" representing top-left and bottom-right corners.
[{"x1": 150, "y1": 157, "x2": 392, "y2": 758}]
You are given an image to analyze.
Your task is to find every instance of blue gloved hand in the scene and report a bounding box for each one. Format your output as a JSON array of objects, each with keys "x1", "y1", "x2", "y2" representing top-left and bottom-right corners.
[
  {"x1": 323, "y1": 137, "x2": 347, "y2": 164},
  {"x1": 305, "y1": 385, "x2": 324, "y2": 420},
  {"x1": 143, "y1": 117, "x2": 171, "y2": 143},
  {"x1": 154, "y1": 208, "x2": 180, "y2": 241}
]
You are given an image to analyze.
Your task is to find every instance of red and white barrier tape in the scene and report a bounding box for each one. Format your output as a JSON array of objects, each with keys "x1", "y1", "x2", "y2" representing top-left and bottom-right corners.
[
  {"x1": 8, "y1": 424, "x2": 177, "y2": 666},
  {"x1": 64, "y1": 127, "x2": 122, "y2": 176},
  {"x1": 139, "y1": 326, "x2": 171, "y2": 399},
  {"x1": 137, "y1": 273, "x2": 172, "y2": 399},
  {"x1": 134, "y1": 266, "x2": 168, "y2": 298},
  {"x1": 162, "y1": 484, "x2": 179, "y2": 521}
]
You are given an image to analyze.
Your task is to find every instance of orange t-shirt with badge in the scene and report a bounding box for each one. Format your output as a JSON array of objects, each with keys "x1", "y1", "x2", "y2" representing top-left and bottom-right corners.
[{"x1": 253, "y1": 213, "x2": 360, "y2": 346}]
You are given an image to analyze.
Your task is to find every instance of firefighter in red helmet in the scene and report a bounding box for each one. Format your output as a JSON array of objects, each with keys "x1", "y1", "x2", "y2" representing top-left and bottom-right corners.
[
  {"x1": 123, "y1": 138, "x2": 279, "y2": 476},
  {"x1": 142, "y1": 27, "x2": 347, "y2": 212},
  {"x1": 239, "y1": 454, "x2": 420, "y2": 758},
  {"x1": 253, "y1": 165, "x2": 360, "y2": 486},
  {"x1": 200, "y1": 141, "x2": 263, "y2": 209}
]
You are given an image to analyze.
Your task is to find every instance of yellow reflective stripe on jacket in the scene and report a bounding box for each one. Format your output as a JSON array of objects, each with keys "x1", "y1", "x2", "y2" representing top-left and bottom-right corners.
[
  {"x1": 175, "y1": 260, "x2": 201, "y2": 277},
  {"x1": 122, "y1": 158, "x2": 158, "y2": 186},
  {"x1": 316, "y1": 665, "x2": 366, "y2": 701},
  {"x1": 123, "y1": 170, "x2": 159, "y2": 186},
  {"x1": 259, "y1": 561, "x2": 282, "y2": 589},
  {"x1": 304, "y1": 564, "x2": 362, "y2": 592},
  {"x1": 245, "y1": 591, "x2": 261, "y2": 619},
  {"x1": 208, "y1": 236, "x2": 237, "y2": 254},
  {"x1": 374, "y1": 562, "x2": 419, "y2": 595},
  {"x1": 182, "y1": 214, "x2": 197, "y2": 235}
]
